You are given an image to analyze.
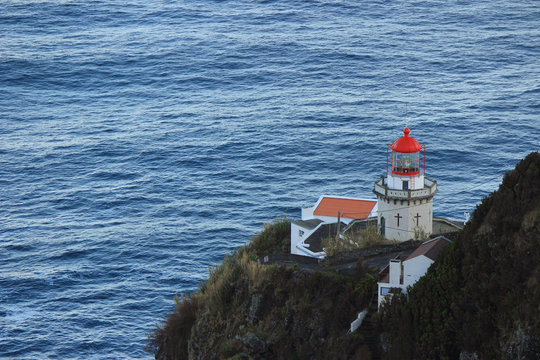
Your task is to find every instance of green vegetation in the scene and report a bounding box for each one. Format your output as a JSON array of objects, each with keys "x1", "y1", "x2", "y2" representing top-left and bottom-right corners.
[
  {"x1": 323, "y1": 225, "x2": 391, "y2": 257},
  {"x1": 149, "y1": 217, "x2": 377, "y2": 359},
  {"x1": 378, "y1": 152, "x2": 540, "y2": 359},
  {"x1": 246, "y1": 216, "x2": 291, "y2": 256}
]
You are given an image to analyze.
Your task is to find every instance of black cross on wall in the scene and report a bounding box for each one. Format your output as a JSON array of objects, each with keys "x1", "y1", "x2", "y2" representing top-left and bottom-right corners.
[{"x1": 395, "y1": 213, "x2": 402, "y2": 227}]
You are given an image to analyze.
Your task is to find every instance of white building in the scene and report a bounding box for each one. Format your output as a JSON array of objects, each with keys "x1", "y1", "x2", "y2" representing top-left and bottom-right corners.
[
  {"x1": 290, "y1": 220, "x2": 344, "y2": 258},
  {"x1": 291, "y1": 195, "x2": 377, "y2": 258},
  {"x1": 290, "y1": 218, "x2": 324, "y2": 258},
  {"x1": 377, "y1": 236, "x2": 451, "y2": 307},
  {"x1": 373, "y1": 128, "x2": 438, "y2": 241}
]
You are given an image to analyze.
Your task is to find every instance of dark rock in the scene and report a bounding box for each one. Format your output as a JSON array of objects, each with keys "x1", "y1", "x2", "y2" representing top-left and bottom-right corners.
[
  {"x1": 284, "y1": 307, "x2": 295, "y2": 331},
  {"x1": 248, "y1": 294, "x2": 262, "y2": 324},
  {"x1": 501, "y1": 327, "x2": 540, "y2": 360},
  {"x1": 459, "y1": 351, "x2": 479, "y2": 360},
  {"x1": 241, "y1": 332, "x2": 267, "y2": 354},
  {"x1": 292, "y1": 320, "x2": 311, "y2": 341},
  {"x1": 312, "y1": 325, "x2": 327, "y2": 344}
]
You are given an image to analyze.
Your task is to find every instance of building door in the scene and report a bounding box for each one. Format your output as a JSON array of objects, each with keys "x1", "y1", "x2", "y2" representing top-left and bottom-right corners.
[{"x1": 402, "y1": 180, "x2": 409, "y2": 190}]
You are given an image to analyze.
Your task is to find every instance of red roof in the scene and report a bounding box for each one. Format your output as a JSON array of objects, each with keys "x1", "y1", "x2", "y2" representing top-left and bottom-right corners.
[
  {"x1": 406, "y1": 237, "x2": 451, "y2": 261},
  {"x1": 313, "y1": 197, "x2": 377, "y2": 219},
  {"x1": 390, "y1": 128, "x2": 422, "y2": 153}
]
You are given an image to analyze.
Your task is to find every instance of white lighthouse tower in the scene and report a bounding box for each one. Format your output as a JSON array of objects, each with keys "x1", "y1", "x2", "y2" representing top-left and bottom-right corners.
[{"x1": 373, "y1": 128, "x2": 438, "y2": 241}]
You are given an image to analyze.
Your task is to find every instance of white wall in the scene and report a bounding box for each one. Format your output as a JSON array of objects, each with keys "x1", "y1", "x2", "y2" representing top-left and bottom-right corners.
[
  {"x1": 404, "y1": 199, "x2": 433, "y2": 239},
  {"x1": 377, "y1": 199, "x2": 411, "y2": 241},
  {"x1": 378, "y1": 254, "x2": 438, "y2": 308},
  {"x1": 389, "y1": 260, "x2": 402, "y2": 284},
  {"x1": 290, "y1": 222, "x2": 324, "y2": 256},
  {"x1": 387, "y1": 174, "x2": 424, "y2": 190},
  {"x1": 301, "y1": 206, "x2": 314, "y2": 220},
  {"x1": 402, "y1": 256, "x2": 434, "y2": 287},
  {"x1": 378, "y1": 256, "x2": 434, "y2": 307},
  {"x1": 377, "y1": 197, "x2": 433, "y2": 242},
  {"x1": 290, "y1": 222, "x2": 306, "y2": 255}
]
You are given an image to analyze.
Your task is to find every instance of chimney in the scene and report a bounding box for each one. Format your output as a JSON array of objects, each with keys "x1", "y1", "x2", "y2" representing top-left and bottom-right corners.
[{"x1": 389, "y1": 259, "x2": 402, "y2": 284}]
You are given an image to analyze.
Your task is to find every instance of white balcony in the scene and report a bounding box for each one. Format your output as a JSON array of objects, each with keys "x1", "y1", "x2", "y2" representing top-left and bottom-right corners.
[{"x1": 373, "y1": 176, "x2": 437, "y2": 200}]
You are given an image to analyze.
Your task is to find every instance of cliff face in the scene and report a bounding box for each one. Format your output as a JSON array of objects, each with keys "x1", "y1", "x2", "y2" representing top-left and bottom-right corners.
[
  {"x1": 379, "y1": 152, "x2": 540, "y2": 359},
  {"x1": 150, "y1": 152, "x2": 540, "y2": 360},
  {"x1": 149, "y1": 219, "x2": 379, "y2": 360},
  {"x1": 187, "y1": 265, "x2": 375, "y2": 360}
]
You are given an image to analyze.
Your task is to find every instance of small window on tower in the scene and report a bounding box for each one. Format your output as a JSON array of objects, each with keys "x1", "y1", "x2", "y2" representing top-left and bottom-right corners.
[
  {"x1": 402, "y1": 180, "x2": 409, "y2": 190},
  {"x1": 299, "y1": 230, "x2": 304, "y2": 237}
]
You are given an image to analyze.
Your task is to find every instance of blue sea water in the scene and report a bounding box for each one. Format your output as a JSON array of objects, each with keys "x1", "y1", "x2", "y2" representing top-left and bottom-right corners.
[{"x1": 1, "y1": 0, "x2": 539, "y2": 358}]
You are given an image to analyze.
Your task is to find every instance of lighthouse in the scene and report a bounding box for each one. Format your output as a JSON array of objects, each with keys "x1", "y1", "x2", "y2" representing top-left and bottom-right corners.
[{"x1": 373, "y1": 128, "x2": 438, "y2": 242}]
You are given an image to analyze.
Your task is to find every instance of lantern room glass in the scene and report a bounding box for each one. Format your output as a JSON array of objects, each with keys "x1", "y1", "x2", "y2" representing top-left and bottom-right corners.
[{"x1": 392, "y1": 151, "x2": 420, "y2": 174}]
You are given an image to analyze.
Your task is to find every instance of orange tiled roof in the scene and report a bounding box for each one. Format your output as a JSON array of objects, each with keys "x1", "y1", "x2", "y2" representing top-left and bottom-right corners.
[{"x1": 313, "y1": 197, "x2": 377, "y2": 219}]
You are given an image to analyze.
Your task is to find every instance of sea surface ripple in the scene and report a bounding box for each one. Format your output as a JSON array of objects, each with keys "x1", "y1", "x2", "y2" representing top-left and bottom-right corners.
[{"x1": 1, "y1": 0, "x2": 539, "y2": 358}]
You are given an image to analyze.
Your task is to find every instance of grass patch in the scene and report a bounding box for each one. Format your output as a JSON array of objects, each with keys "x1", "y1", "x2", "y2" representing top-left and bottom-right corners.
[
  {"x1": 323, "y1": 225, "x2": 391, "y2": 257},
  {"x1": 200, "y1": 249, "x2": 273, "y2": 313}
]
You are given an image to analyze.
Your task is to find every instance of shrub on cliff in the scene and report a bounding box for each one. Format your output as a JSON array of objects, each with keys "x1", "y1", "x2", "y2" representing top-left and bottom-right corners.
[
  {"x1": 247, "y1": 216, "x2": 291, "y2": 256},
  {"x1": 147, "y1": 294, "x2": 201, "y2": 359}
]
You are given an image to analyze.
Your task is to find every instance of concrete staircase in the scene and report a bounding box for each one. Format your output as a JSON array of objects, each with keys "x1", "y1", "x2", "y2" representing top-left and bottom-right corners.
[{"x1": 358, "y1": 290, "x2": 381, "y2": 360}]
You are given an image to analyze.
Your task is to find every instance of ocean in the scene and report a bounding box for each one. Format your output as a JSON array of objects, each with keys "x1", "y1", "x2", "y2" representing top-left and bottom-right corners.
[{"x1": 1, "y1": 0, "x2": 539, "y2": 358}]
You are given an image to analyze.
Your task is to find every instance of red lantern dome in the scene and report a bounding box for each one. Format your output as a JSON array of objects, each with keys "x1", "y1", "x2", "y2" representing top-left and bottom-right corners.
[
  {"x1": 390, "y1": 128, "x2": 422, "y2": 153},
  {"x1": 387, "y1": 128, "x2": 425, "y2": 176}
]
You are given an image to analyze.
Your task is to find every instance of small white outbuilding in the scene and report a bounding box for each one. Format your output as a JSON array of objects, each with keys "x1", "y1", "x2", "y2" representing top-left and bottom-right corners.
[
  {"x1": 291, "y1": 195, "x2": 378, "y2": 258},
  {"x1": 377, "y1": 236, "x2": 451, "y2": 308}
]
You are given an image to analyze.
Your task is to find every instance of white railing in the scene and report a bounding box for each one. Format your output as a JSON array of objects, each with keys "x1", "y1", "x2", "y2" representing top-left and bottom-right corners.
[
  {"x1": 374, "y1": 177, "x2": 437, "y2": 200},
  {"x1": 296, "y1": 243, "x2": 325, "y2": 259},
  {"x1": 349, "y1": 309, "x2": 368, "y2": 333},
  {"x1": 374, "y1": 182, "x2": 386, "y2": 195}
]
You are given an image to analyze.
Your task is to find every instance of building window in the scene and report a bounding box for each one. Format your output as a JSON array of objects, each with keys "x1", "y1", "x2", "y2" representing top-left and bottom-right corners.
[
  {"x1": 381, "y1": 287, "x2": 402, "y2": 296},
  {"x1": 299, "y1": 230, "x2": 304, "y2": 237},
  {"x1": 402, "y1": 180, "x2": 409, "y2": 190}
]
